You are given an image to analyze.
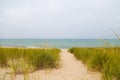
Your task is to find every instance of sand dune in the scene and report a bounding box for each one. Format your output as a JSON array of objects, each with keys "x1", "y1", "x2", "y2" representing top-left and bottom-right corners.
[{"x1": 0, "y1": 49, "x2": 101, "y2": 80}]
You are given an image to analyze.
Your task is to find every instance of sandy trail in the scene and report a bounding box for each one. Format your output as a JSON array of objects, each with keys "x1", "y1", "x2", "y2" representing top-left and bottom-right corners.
[{"x1": 0, "y1": 49, "x2": 101, "y2": 80}]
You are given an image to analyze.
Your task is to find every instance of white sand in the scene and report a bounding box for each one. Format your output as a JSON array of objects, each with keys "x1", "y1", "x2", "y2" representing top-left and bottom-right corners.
[{"x1": 0, "y1": 49, "x2": 101, "y2": 80}]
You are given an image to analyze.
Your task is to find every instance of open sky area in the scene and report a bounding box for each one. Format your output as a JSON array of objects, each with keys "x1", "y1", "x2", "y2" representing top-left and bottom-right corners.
[{"x1": 0, "y1": 0, "x2": 120, "y2": 39}]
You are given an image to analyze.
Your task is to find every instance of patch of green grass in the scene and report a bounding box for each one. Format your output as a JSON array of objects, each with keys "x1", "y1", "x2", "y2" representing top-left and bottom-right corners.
[{"x1": 69, "y1": 47, "x2": 120, "y2": 80}]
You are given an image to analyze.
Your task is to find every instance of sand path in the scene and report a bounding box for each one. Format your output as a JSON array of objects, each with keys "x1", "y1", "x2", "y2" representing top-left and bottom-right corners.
[{"x1": 0, "y1": 49, "x2": 101, "y2": 80}]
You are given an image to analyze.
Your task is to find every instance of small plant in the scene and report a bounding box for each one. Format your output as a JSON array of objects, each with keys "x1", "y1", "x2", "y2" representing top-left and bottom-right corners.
[{"x1": 8, "y1": 58, "x2": 33, "y2": 80}]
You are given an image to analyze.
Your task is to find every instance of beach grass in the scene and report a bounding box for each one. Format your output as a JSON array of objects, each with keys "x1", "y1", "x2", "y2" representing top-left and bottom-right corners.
[
  {"x1": 69, "y1": 47, "x2": 120, "y2": 80},
  {"x1": 0, "y1": 47, "x2": 61, "y2": 75}
]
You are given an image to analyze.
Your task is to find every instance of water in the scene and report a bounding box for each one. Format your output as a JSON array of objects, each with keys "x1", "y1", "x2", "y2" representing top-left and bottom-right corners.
[{"x1": 0, "y1": 39, "x2": 120, "y2": 48}]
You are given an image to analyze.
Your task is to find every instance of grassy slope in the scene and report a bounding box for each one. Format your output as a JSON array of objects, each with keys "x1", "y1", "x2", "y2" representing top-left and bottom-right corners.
[
  {"x1": 69, "y1": 47, "x2": 120, "y2": 80},
  {"x1": 0, "y1": 47, "x2": 61, "y2": 74}
]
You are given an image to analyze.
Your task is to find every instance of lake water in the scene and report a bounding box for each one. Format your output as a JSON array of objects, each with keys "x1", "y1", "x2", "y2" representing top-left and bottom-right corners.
[{"x1": 0, "y1": 39, "x2": 120, "y2": 48}]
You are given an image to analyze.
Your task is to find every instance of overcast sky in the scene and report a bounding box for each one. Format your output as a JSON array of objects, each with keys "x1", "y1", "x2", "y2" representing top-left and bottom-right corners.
[{"x1": 0, "y1": 0, "x2": 120, "y2": 39}]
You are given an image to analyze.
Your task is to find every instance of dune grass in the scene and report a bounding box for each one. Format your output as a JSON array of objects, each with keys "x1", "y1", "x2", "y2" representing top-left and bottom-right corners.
[
  {"x1": 69, "y1": 47, "x2": 120, "y2": 80},
  {"x1": 0, "y1": 47, "x2": 61, "y2": 74}
]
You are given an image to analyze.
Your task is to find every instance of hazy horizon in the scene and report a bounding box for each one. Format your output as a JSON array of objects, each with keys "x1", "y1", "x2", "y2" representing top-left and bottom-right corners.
[
  {"x1": 0, "y1": 38, "x2": 119, "y2": 39},
  {"x1": 0, "y1": 0, "x2": 120, "y2": 39}
]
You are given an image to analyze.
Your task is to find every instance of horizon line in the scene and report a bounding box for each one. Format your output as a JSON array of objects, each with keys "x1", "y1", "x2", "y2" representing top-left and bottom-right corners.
[{"x1": 0, "y1": 38, "x2": 118, "y2": 40}]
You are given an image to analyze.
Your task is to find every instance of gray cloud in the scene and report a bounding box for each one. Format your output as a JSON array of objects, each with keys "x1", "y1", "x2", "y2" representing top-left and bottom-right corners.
[{"x1": 0, "y1": 0, "x2": 120, "y2": 39}]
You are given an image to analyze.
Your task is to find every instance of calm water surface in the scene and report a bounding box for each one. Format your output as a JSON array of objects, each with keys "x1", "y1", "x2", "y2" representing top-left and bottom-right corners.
[{"x1": 0, "y1": 39, "x2": 120, "y2": 48}]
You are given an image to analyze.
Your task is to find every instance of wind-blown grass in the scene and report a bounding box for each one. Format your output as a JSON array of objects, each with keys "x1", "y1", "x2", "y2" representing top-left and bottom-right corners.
[
  {"x1": 69, "y1": 47, "x2": 120, "y2": 80},
  {"x1": 0, "y1": 47, "x2": 61, "y2": 74}
]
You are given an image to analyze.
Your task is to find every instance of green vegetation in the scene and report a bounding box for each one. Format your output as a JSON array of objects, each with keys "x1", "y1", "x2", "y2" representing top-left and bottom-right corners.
[
  {"x1": 0, "y1": 47, "x2": 61, "y2": 74},
  {"x1": 69, "y1": 47, "x2": 120, "y2": 80}
]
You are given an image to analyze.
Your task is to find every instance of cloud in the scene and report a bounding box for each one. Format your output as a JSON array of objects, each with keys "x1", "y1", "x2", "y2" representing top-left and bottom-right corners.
[{"x1": 0, "y1": 0, "x2": 120, "y2": 38}]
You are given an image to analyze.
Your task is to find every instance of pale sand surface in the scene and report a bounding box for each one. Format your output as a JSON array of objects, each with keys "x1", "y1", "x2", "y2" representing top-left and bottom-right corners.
[{"x1": 0, "y1": 49, "x2": 101, "y2": 80}]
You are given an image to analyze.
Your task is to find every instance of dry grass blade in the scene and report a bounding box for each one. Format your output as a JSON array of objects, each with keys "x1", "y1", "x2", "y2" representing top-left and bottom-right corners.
[{"x1": 112, "y1": 31, "x2": 120, "y2": 40}]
